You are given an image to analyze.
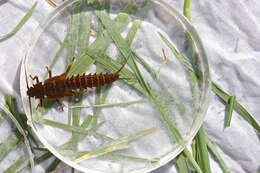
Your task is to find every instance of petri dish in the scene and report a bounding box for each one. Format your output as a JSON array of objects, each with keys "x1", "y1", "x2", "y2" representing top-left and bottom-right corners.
[{"x1": 20, "y1": 0, "x2": 210, "y2": 172}]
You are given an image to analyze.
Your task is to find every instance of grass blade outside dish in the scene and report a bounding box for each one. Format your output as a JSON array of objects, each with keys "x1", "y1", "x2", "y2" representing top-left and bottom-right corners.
[
  {"x1": 0, "y1": 133, "x2": 20, "y2": 162},
  {"x1": 0, "y1": 2, "x2": 37, "y2": 40},
  {"x1": 183, "y1": 0, "x2": 191, "y2": 21},
  {"x1": 0, "y1": 104, "x2": 34, "y2": 172},
  {"x1": 35, "y1": 151, "x2": 53, "y2": 165},
  {"x1": 211, "y1": 82, "x2": 260, "y2": 132},
  {"x1": 206, "y1": 137, "x2": 231, "y2": 173},
  {"x1": 3, "y1": 156, "x2": 26, "y2": 173},
  {"x1": 45, "y1": 158, "x2": 61, "y2": 173},
  {"x1": 225, "y1": 96, "x2": 236, "y2": 127},
  {"x1": 194, "y1": 127, "x2": 211, "y2": 173},
  {"x1": 183, "y1": 149, "x2": 203, "y2": 173},
  {"x1": 176, "y1": 153, "x2": 190, "y2": 173},
  {"x1": 5, "y1": 95, "x2": 38, "y2": 147},
  {"x1": 0, "y1": 113, "x2": 4, "y2": 125}
]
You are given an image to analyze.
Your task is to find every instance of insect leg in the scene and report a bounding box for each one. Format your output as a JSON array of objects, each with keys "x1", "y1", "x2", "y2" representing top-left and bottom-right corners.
[
  {"x1": 77, "y1": 89, "x2": 91, "y2": 95},
  {"x1": 29, "y1": 75, "x2": 39, "y2": 83},
  {"x1": 46, "y1": 66, "x2": 52, "y2": 78},
  {"x1": 65, "y1": 56, "x2": 77, "y2": 73},
  {"x1": 55, "y1": 99, "x2": 64, "y2": 111},
  {"x1": 36, "y1": 99, "x2": 43, "y2": 110}
]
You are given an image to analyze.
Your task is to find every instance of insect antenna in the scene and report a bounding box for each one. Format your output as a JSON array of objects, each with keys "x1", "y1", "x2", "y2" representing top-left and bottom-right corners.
[
  {"x1": 115, "y1": 56, "x2": 130, "y2": 74},
  {"x1": 24, "y1": 64, "x2": 35, "y2": 128},
  {"x1": 115, "y1": 56, "x2": 136, "y2": 81}
]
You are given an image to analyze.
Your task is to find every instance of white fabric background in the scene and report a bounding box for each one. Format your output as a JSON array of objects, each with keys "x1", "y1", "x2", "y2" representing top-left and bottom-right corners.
[{"x1": 0, "y1": 0, "x2": 259, "y2": 172}]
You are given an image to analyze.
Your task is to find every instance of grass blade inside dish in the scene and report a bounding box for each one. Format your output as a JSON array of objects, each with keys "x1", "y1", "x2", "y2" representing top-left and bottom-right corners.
[
  {"x1": 45, "y1": 158, "x2": 61, "y2": 173},
  {"x1": 99, "y1": 153, "x2": 159, "y2": 163},
  {"x1": 74, "y1": 127, "x2": 157, "y2": 162},
  {"x1": 96, "y1": 10, "x2": 184, "y2": 143},
  {"x1": 53, "y1": 128, "x2": 157, "y2": 172},
  {"x1": 59, "y1": 115, "x2": 93, "y2": 150},
  {"x1": 36, "y1": 118, "x2": 112, "y2": 140}
]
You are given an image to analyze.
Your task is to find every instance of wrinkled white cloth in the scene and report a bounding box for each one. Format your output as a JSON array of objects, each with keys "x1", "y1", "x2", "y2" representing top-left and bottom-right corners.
[{"x1": 0, "y1": 0, "x2": 259, "y2": 173}]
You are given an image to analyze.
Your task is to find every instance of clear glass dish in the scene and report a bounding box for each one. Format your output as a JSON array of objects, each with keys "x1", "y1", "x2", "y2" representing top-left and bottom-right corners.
[{"x1": 20, "y1": 0, "x2": 210, "y2": 172}]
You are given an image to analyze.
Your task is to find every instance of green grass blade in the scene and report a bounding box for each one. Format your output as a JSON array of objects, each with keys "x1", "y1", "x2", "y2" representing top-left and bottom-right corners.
[
  {"x1": 35, "y1": 151, "x2": 53, "y2": 165},
  {"x1": 66, "y1": 5, "x2": 80, "y2": 64},
  {"x1": 191, "y1": 140, "x2": 196, "y2": 158},
  {"x1": 176, "y1": 153, "x2": 190, "y2": 173},
  {"x1": 74, "y1": 127, "x2": 156, "y2": 162},
  {"x1": 0, "y1": 133, "x2": 20, "y2": 162},
  {"x1": 211, "y1": 82, "x2": 260, "y2": 132},
  {"x1": 0, "y1": 105, "x2": 34, "y2": 171},
  {"x1": 225, "y1": 96, "x2": 236, "y2": 127},
  {"x1": 18, "y1": 151, "x2": 54, "y2": 172},
  {"x1": 84, "y1": 50, "x2": 143, "y2": 92},
  {"x1": 95, "y1": 11, "x2": 132, "y2": 57},
  {"x1": 37, "y1": 118, "x2": 112, "y2": 140},
  {"x1": 45, "y1": 158, "x2": 61, "y2": 173},
  {"x1": 32, "y1": 147, "x2": 49, "y2": 152},
  {"x1": 183, "y1": 0, "x2": 191, "y2": 21},
  {"x1": 100, "y1": 153, "x2": 159, "y2": 163},
  {"x1": 74, "y1": 143, "x2": 129, "y2": 163},
  {"x1": 77, "y1": 9, "x2": 91, "y2": 55},
  {"x1": 71, "y1": 99, "x2": 146, "y2": 109},
  {"x1": 92, "y1": 18, "x2": 141, "y2": 128},
  {"x1": 68, "y1": 96, "x2": 83, "y2": 145},
  {"x1": 4, "y1": 95, "x2": 38, "y2": 147},
  {"x1": 3, "y1": 156, "x2": 26, "y2": 173},
  {"x1": 5, "y1": 95, "x2": 27, "y2": 130},
  {"x1": 96, "y1": 10, "x2": 185, "y2": 145},
  {"x1": 183, "y1": 149, "x2": 203, "y2": 173},
  {"x1": 194, "y1": 127, "x2": 211, "y2": 173},
  {"x1": 66, "y1": 53, "x2": 94, "y2": 78},
  {"x1": 157, "y1": 32, "x2": 194, "y2": 73},
  {"x1": 121, "y1": 0, "x2": 137, "y2": 14},
  {"x1": 59, "y1": 115, "x2": 93, "y2": 150},
  {"x1": 126, "y1": 20, "x2": 141, "y2": 45},
  {"x1": 67, "y1": 13, "x2": 131, "y2": 78},
  {"x1": 0, "y1": 113, "x2": 4, "y2": 125},
  {"x1": 206, "y1": 137, "x2": 231, "y2": 173},
  {"x1": 0, "y1": 2, "x2": 37, "y2": 40},
  {"x1": 44, "y1": 35, "x2": 68, "y2": 79}
]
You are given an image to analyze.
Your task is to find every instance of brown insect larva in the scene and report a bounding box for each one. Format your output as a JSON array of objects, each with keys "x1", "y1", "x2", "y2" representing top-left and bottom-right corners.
[{"x1": 26, "y1": 58, "x2": 127, "y2": 110}]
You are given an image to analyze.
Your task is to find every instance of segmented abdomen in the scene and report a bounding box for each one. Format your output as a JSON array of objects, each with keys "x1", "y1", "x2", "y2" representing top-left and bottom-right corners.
[{"x1": 65, "y1": 73, "x2": 119, "y2": 90}]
